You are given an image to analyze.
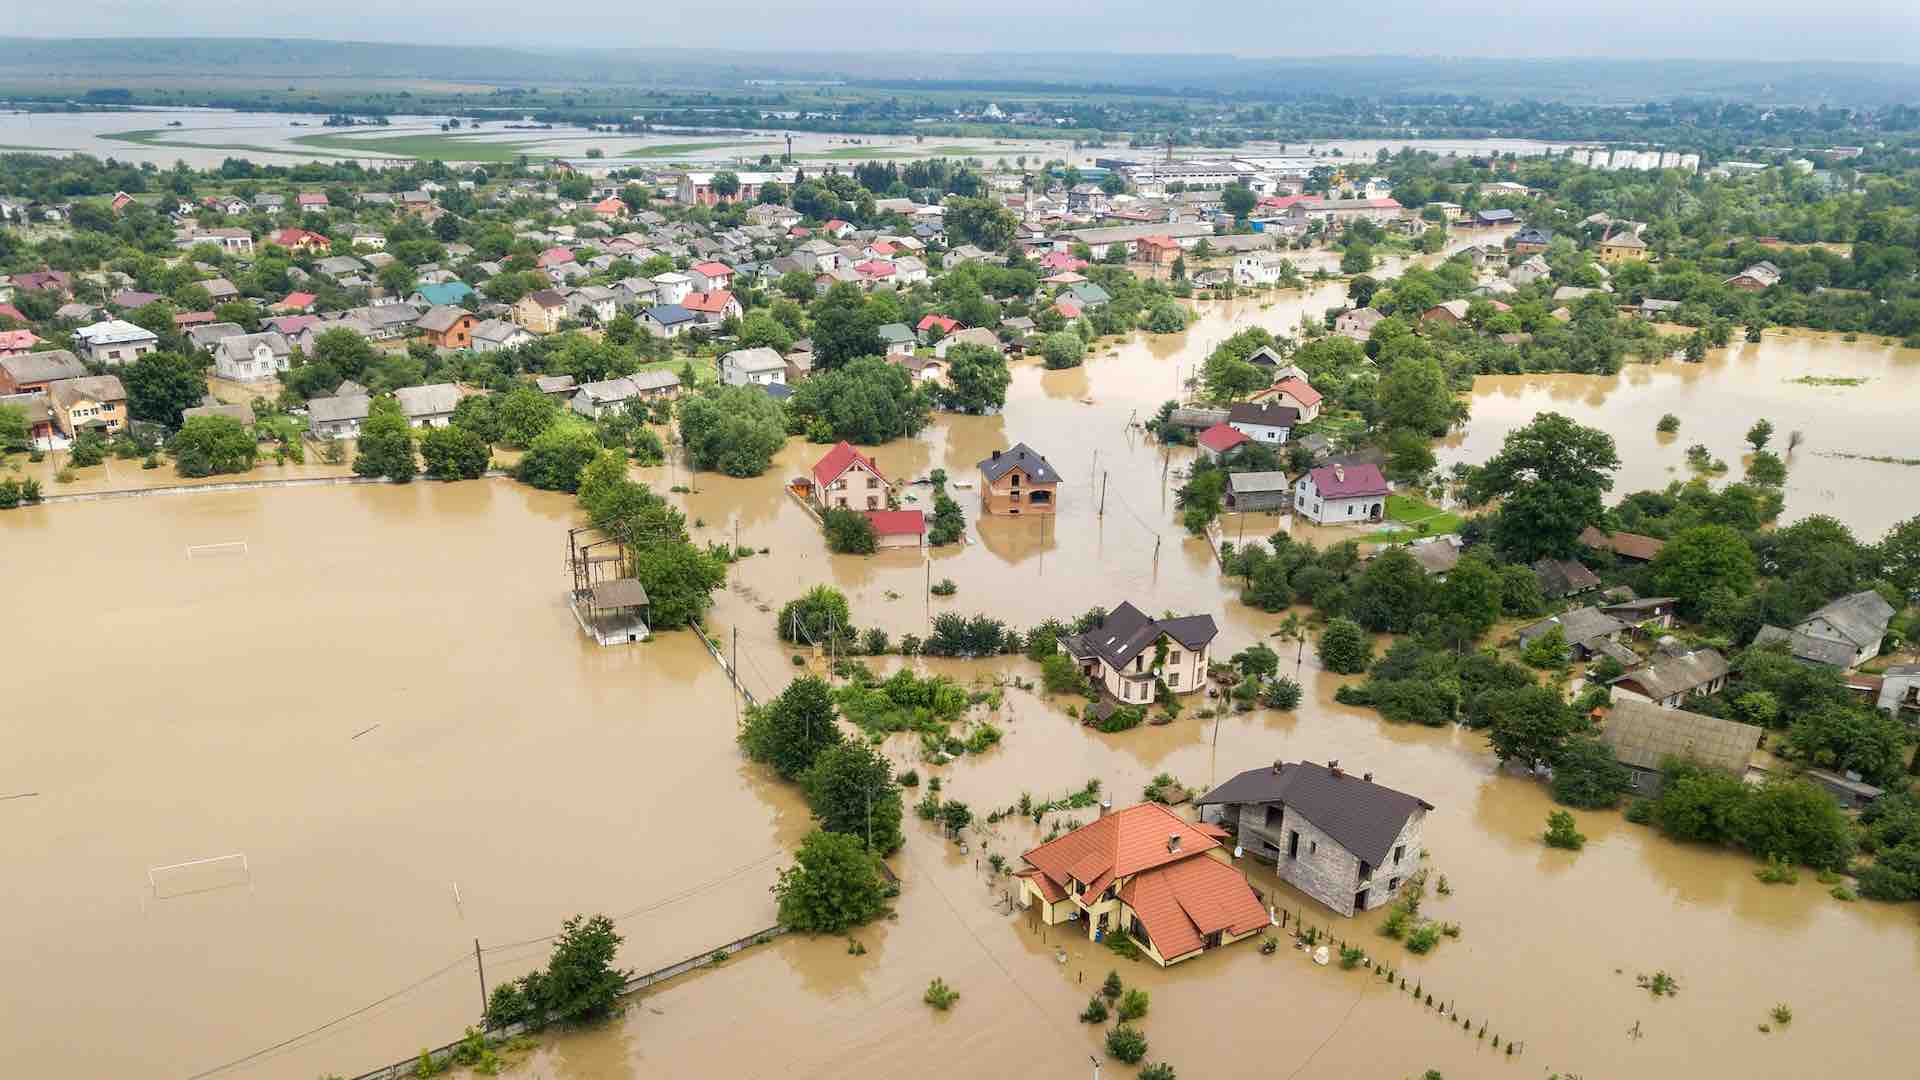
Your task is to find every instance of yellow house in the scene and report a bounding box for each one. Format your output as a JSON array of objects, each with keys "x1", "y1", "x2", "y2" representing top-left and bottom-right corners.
[
  {"x1": 513, "y1": 289, "x2": 568, "y2": 334},
  {"x1": 1597, "y1": 230, "x2": 1648, "y2": 263},
  {"x1": 1017, "y1": 803, "x2": 1269, "y2": 966},
  {"x1": 47, "y1": 375, "x2": 127, "y2": 438}
]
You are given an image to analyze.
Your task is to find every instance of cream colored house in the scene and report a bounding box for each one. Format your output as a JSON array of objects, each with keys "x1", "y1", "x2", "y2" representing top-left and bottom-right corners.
[{"x1": 1058, "y1": 602, "x2": 1218, "y2": 703}]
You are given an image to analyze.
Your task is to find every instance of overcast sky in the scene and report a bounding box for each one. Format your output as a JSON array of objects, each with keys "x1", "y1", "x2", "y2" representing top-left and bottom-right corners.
[{"x1": 8, "y1": 6, "x2": 1920, "y2": 62}]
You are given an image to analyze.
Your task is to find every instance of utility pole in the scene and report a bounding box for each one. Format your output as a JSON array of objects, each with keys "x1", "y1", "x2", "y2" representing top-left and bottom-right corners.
[
  {"x1": 474, "y1": 938, "x2": 487, "y2": 1018},
  {"x1": 924, "y1": 557, "x2": 932, "y2": 634},
  {"x1": 731, "y1": 626, "x2": 740, "y2": 726},
  {"x1": 1099, "y1": 471, "x2": 1108, "y2": 517}
]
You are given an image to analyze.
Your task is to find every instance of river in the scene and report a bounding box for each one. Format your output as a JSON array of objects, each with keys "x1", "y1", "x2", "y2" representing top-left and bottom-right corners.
[{"x1": 4, "y1": 228, "x2": 1917, "y2": 1079}]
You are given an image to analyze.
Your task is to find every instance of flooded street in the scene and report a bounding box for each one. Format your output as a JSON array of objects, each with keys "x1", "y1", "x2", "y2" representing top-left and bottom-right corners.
[
  {"x1": 5, "y1": 228, "x2": 1919, "y2": 1080},
  {"x1": 1440, "y1": 329, "x2": 1920, "y2": 540}
]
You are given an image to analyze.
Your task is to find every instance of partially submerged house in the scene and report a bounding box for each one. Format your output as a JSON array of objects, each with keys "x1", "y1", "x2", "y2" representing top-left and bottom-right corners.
[
  {"x1": 1754, "y1": 590, "x2": 1895, "y2": 671},
  {"x1": 1225, "y1": 471, "x2": 1290, "y2": 512},
  {"x1": 1600, "y1": 699, "x2": 1761, "y2": 795},
  {"x1": 1016, "y1": 802, "x2": 1269, "y2": 967},
  {"x1": 1579, "y1": 526, "x2": 1666, "y2": 563},
  {"x1": 1609, "y1": 648, "x2": 1731, "y2": 708},
  {"x1": 1292, "y1": 462, "x2": 1389, "y2": 525},
  {"x1": 1196, "y1": 760, "x2": 1433, "y2": 917},
  {"x1": 976, "y1": 443, "x2": 1059, "y2": 515},
  {"x1": 1516, "y1": 607, "x2": 1633, "y2": 662},
  {"x1": 1058, "y1": 602, "x2": 1219, "y2": 704},
  {"x1": 306, "y1": 393, "x2": 372, "y2": 439},
  {"x1": 808, "y1": 441, "x2": 890, "y2": 512},
  {"x1": 1533, "y1": 557, "x2": 1602, "y2": 600}
]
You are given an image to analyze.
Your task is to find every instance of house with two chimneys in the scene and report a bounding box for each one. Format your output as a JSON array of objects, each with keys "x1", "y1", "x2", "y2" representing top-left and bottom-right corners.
[
  {"x1": 1197, "y1": 760, "x2": 1433, "y2": 917},
  {"x1": 807, "y1": 441, "x2": 891, "y2": 512},
  {"x1": 1016, "y1": 802, "x2": 1269, "y2": 967}
]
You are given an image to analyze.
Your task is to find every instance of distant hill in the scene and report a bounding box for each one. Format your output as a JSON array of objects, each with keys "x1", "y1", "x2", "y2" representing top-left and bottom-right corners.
[{"x1": 1, "y1": 38, "x2": 1916, "y2": 106}]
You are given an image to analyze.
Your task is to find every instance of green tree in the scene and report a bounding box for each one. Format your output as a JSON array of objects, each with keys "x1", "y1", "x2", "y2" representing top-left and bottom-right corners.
[
  {"x1": 629, "y1": 541, "x2": 726, "y2": 628},
  {"x1": 1317, "y1": 618, "x2": 1371, "y2": 674},
  {"x1": 824, "y1": 507, "x2": 878, "y2": 554},
  {"x1": 790, "y1": 356, "x2": 930, "y2": 443},
  {"x1": 1221, "y1": 184, "x2": 1256, "y2": 219},
  {"x1": 1484, "y1": 686, "x2": 1580, "y2": 769},
  {"x1": 420, "y1": 424, "x2": 491, "y2": 480},
  {"x1": 121, "y1": 351, "x2": 206, "y2": 428},
  {"x1": 778, "y1": 586, "x2": 855, "y2": 646},
  {"x1": 1544, "y1": 810, "x2": 1586, "y2": 850},
  {"x1": 0, "y1": 403, "x2": 28, "y2": 453},
  {"x1": 1039, "y1": 332, "x2": 1086, "y2": 370},
  {"x1": 1375, "y1": 354, "x2": 1455, "y2": 436},
  {"x1": 1746, "y1": 418, "x2": 1775, "y2": 451},
  {"x1": 809, "y1": 283, "x2": 883, "y2": 369},
  {"x1": 1231, "y1": 643, "x2": 1280, "y2": 680},
  {"x1": 352, "y1": 398, "x2": 417, "y2": 482},
  {"x1": 1745, "y1": 449, "x2": 1787, "y2": 487},
  {"x1": 739, "y1": 675, "x2": 843, "y2": 780},
  {"x1": 170, "y1": 415, "x2": 257, "y2": 477},
  {"x1": 1551, "y1": 735, "x2": 1632, "y2": 809},
  {"x1": 515, "y1": 419, "x2": 601, "y2": 491},
  {"x1": 538, "y1": 914, "x2": 631, "y2": 1025},
  {"x1": 773, "y1": 829, "x2": 889, "y2": 934},
  {"x1": 1340, "y1": 244, "x2": 1375, "y2": 275},
  {"x1": 1431, "y1": 553, "x2": 1503, "y2": 648},
  {"x1": 939, "y1": 343, "x2": 1011, "y2": 414},
  {"x1": 497, "y1": 385, "x2": 561, "y2": 447},
  {"x1": 1652, "y1": 525, "x2": 1758, "y2": 617},
  {"x1": 311, "y1": 327, "x2": 378, "y2": 381},
  {"x1": 679, "y1": 386, "x2": 788, "y2": 476},
  {"x1": 1467, "y1": 413, "x2": 1620, "y2": 561},
  {"x1": 801, "y1": 742, "x2": 904, "y2": 854}
]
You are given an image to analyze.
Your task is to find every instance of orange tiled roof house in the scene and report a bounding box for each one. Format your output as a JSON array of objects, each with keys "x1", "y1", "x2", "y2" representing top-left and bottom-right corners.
[{"x1": 1016, "y1": 803, "x2": 1270, "y2": 966}]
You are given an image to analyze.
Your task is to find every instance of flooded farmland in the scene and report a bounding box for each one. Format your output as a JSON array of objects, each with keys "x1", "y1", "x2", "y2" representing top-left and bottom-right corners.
[
  {"x1": 1440, "y1": 329, "x2": 1920, "y2": 540},
  {"x1": 5, "y1": 231, "x2": 1919, "y2": 1080}
]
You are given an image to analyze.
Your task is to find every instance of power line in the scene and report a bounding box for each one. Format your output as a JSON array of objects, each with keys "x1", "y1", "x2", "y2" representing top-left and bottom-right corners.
[
  {"x1": 192, "y1": 850, "x2": 789, "y2": 1079},
  {"x1": 186, "y1": 952, "x2": 474, "y2": 1080}
]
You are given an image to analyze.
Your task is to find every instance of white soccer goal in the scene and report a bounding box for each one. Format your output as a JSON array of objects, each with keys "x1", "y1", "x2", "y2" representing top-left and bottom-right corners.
[
  {"x1": 185, "y1": 541, "x2": 249, "y2": 560},
  {"x1": 148, "y1": 853, "x2": 251, "y2": 900}
]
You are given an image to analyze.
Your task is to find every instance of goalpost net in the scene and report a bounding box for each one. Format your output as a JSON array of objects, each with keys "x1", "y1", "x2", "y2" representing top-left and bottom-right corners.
[{"x1": 148, "y1": 853, "x2": 251, "y2": 899}]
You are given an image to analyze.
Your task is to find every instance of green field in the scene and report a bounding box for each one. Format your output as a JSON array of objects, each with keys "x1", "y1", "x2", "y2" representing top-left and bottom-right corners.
[
  {"x1": 287, "y1": 130, "x2": 557, "y2": 162},
  {"x1": 101, "y1": 127, "x2": 345, "y2": 159},
  {"x1": 619, "y1": 141, "x2": 754, "y2": 159}
]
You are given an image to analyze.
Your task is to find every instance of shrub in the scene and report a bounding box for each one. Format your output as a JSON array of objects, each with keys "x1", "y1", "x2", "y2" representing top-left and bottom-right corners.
[
  {"x1": 923, "y1": 977, "x2": 960, "y2": 1011},
  {"x1": 1770, "y1": 1003, "x2": 1793, "y2": 1025},
  {"x1": 1101, "y1": 970, "x2": 1124, "y2": 1001},
  {"x1": 1105, "y1": 1024, "x2": 1149, "y2": 1064},
  {"x1": 1656, "y1": 413, "x2": 1680, "y2": 433},
  {"x1": 930, "y1": 577, "x2": 958, "y2": 596},
  {"x1": 1264, "y1": 676, "x2": 1303, "y2": 710},
  {"x1": 773, "y1": 830, "x2": 889, "y2": 933},
  {"x1": 1040, "y1": 653, "x2": 1090, "y2": 695},
  {"x1": 1117, "y1": 987, "x2": 1150, "y2": 1021},
  {"x1": 1339, "y1": 945, "x2": 1366, "y2": 969},
  {"x1": 1544, "y1": 810, "x2": 1586, "y2": 850},
  {"x1": 824, "y1": 507, "x2": 878, "y2": 554},
  {"x1": 1140, "y1": 1064, "x2": 1177, "y2": 1080},
  {"x1": 1079, "y1": 995, "x2": 1109, "y2": 1023},
  {"x1": 1754, "y1": 856, "x2": 1799, "y2": 884},
  {"x1": 897, "y1": 769, "x2": 919, "y2": 787},
  {"x1": 1317, "y1": 618, "x2": 1371, "y2": 674},
  {"x1": 1405, "y1": 924, "x2": 1441, "y2": 954}
]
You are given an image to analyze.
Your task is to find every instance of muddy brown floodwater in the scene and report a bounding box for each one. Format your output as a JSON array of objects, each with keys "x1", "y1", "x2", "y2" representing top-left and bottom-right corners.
[
  {"x1": 1440, "y1": 329, "x2": 1920, "y2": 540},
  {"x1": 5, "y1": 228, "x2": 1917, "y2": 1080}
]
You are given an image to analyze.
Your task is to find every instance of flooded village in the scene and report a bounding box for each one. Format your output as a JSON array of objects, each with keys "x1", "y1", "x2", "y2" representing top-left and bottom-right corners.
[{"x1": 5, "y1": 98, "x2": 1920, "y2": 1080}]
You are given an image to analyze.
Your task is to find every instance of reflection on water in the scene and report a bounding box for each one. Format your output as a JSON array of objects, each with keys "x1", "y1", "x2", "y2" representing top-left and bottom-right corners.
[{"x1": 8, "y1": 228, "x2": 1918, "y2": 1080}]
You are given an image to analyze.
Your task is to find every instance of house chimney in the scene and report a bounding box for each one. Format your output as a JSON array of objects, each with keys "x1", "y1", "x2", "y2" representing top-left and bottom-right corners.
[
  {"x1": 1333, "y1": 464, "x2": 1345, "y2": 483},
  {"x1": 992, "y1": 448, "x2": 1001, "y2": 459},
  {"x1": 1328, "y1": 759, "x2": 1343, "y2": 778},
  {"x1": 1272, "y1": 759, "x2": 1285, "y2": 775},
  {"x1": 1167, "y1": 833, "x2": 1181, "y2": 853},
  {"x1": 1363, "y1": 772, "x2": 1374, "y2": 782}
]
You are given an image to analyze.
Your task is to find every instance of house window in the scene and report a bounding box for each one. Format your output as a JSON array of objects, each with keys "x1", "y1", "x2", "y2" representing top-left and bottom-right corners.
[
  {"x1": 1168, "y1": 651, "x2": 1181, "y2": 665},
  {"x1": 1309, "y1": 840, "x2": 1317, "y2": 855},
  {"x1": 1394, "y1": 844, "x2": 1405, "y2": 865},
  {"x1": 1388, "y1": 877, "x2": 1401, "y2": 893},
  {"x1": 1287, "y1": 830, "x2": 1300, "y2": 858},
  {"x1": 1168, "y1": 672, "x2": 1180, "y2": 688},
  {"x1": 1264, "y1": 806, "x2": 1283, "y2": 828},
  {"x1": 867, "y1": 476, "x2": 878, "y2": 489}
]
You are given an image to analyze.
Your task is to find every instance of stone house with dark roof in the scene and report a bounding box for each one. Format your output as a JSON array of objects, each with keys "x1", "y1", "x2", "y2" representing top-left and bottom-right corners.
[
  {"x1": 1196, "y1": 760, "x2": 1433, "y2": 917},
  {"x1": 1017, "y1": 802, "x2": 1268, "y2": 966},
  {"x1": 1058, "y1": 601, "x2": 1219, "y2": 703},
  {"x1": 1601, "y1": 699, "x2": 1761, "y2": 796},
  {"x1": 976, "y1": 443, "x2": 1059, "y2": 515}
]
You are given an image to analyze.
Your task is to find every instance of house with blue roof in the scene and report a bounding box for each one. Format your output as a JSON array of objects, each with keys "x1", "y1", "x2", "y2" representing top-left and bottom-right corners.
[
  {"x1": 410, "y1": 282, "x2": 475, "y2": 307},
  {"x1": 642, "y1": 304, "x2": 697, "y2": 339}
]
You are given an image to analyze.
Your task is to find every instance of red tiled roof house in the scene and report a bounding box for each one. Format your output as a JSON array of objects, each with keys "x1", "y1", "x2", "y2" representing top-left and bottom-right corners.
[
  {"x1": 1017, "y1": 802, "x2": 1270, "y2": 966},
  {"x1": 809, "y1": 441, "x2": 890, "y2": 512}
]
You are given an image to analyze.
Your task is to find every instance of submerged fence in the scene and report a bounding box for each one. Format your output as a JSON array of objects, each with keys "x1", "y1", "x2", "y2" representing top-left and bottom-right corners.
[{"x1": 346, "y1": 924, "x2": 786, "y2": 1080}]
